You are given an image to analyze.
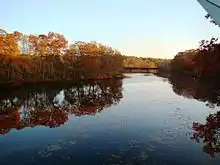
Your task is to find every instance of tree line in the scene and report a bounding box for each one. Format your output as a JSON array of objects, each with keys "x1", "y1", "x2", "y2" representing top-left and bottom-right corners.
[
  {"x1": 169, "y1": 14, "x2": 220, "y2": 78},
  {"x1": 0, "y1": 29, "x2": 124, "y2": 84},
  {"x1": 0, "y1": 28, "x2": 170, "y2": 84},
  {"x1": 123, "y1": 56, "x2": 169, "y2": 68},
  {"x1": 170, "y1": 38, "x2": 220, "y2": 78}
]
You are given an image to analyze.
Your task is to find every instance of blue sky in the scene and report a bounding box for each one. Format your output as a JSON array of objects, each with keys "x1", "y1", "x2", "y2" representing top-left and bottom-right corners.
[{"x1": 1, "y1": 0, "x2": 219, "y2": 58}]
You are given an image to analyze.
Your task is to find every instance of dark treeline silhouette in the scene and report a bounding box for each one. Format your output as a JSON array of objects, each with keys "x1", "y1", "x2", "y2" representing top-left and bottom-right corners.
[
  {"x1": 165, "y1": 73, "x2": 220, "y2": 157},
  {"x1": 0, "y1": 29, "x2": 124, "y2": 84},
  {"x1": 170, "y1": 38, "x2": 220, "y2": 78},
  {"x1": 169, "y1": 13, "x2": 220, "y2": 78},
  {"x1": 0, "y1": 79, "x2": 123, "y2": 135}
]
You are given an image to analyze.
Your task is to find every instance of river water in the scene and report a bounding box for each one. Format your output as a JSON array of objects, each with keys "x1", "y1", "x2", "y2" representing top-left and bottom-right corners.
[{"x1": 0, "y1": 73, "x2": 220, "y2": 165}]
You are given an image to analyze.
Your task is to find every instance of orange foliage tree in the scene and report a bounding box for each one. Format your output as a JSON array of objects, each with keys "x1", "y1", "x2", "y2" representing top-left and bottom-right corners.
[
  {"x1": 0, "y1": 31, "x2": 21, "y2": 56},
  {"x1": 28, "y1": 32, "x2": 68, "y2": 56},
  {"x1": 0, "y1": 29, "x2": 124, "y2": 84}
]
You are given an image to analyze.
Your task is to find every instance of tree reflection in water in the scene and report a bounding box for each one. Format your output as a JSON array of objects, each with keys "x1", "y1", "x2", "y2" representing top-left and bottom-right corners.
[
  {"x1": 168, "y1": 74, "x2": 220, "y2": 108},
  {"x1": 0, "y1": 79, "x2": 123, "y2": 135},
  {"x1": 167, "y1": 74, "x2": 220, "y2": 157},
  {"x1": 192, "y1": 112, "x2": 220, "y2": 157}
]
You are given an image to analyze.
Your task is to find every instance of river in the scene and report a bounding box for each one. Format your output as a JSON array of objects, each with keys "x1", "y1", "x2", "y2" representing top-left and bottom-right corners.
[{"x1": 0, "y1": 73, "x2": 220, "y2": 165}]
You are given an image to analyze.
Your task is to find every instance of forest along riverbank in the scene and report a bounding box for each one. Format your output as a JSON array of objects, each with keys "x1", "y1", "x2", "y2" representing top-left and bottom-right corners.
[
  {"x1": 0, "y1": 29, "x2": 167, "y2": 86},
  {"x1": 0, "y1": 30, "x2": 124, "y2": 85},
  {"x1": 0, "y1": 74, "x2": 220, "y2": 165}
]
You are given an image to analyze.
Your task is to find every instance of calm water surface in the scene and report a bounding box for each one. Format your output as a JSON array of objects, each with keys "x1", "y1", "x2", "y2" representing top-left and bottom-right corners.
[{"x1": 0, "y1": 73, "x2": 220, "y2": 165}]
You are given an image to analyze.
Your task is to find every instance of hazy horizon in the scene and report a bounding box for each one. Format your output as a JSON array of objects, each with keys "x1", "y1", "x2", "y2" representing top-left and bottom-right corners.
[{"x1": 1, "y1": 0, "x2": 219, "y2": 58}]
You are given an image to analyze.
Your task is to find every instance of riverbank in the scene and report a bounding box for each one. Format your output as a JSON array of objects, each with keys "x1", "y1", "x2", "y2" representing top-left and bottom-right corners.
[{"x1": 0, "y1": 74, "x2": 131, "y2": 88}]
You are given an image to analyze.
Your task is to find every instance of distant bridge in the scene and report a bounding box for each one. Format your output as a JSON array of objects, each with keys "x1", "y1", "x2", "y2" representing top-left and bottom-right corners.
[{"x1": 123, "y1": 67, "x2": 158, "y2": 73}]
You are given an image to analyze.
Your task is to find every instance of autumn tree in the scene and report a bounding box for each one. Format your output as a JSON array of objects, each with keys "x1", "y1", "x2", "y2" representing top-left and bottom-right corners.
[
  {"x1": 29, "y1": 32, "x2": 68, "y2": 56},
  {"x1": 193, "y1": 38, "x2": 220, "y2": 77},
  {"x1": 0, "y1": 29, "x2": 124, "y2": 84},
  {"x1": 123, "y1": 56, "x2": 166, "y2": 68},
  {"x1": 71, "y1": 41, "x2": 105, "y2": 56},
  {"x1": 0, "y1": 31, "x2": 20, "y2": 56},
  {"x1": 170, "y1": 49, "x2": 198, "y2": 75}
]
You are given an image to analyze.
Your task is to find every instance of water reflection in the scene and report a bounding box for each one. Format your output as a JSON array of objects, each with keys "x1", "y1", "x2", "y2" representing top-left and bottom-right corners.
[
  {"x1": 168, "y1": 74, "x2": 220, "y2": 108},
  {"x1": 0, "y1": 79, "x2": 123, "y2": 135},
  {"x1": 166, "y1": 73, "x2": 220, "y2": 157},
  {"x1": 191, "y1": 111, "x2": 220, "y2": 157}
]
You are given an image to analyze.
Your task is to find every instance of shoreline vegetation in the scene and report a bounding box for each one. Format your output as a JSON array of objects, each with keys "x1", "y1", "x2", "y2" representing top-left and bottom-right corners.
[
  {"x1": 159, "y1": 38, "x2": 220, "y2": 81},
  {"x1": 0, "y1": 29, "x2": 124, "y2": 85},
  {"x1": 0, "y1": 29, "x2": 167, "y2": 86},
  {"x1": 174, "y1": 38, "x2": 220, "y2": 79},
  {"x1": 1, "y1": 28, "x2": 219, "y2": 86}
]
